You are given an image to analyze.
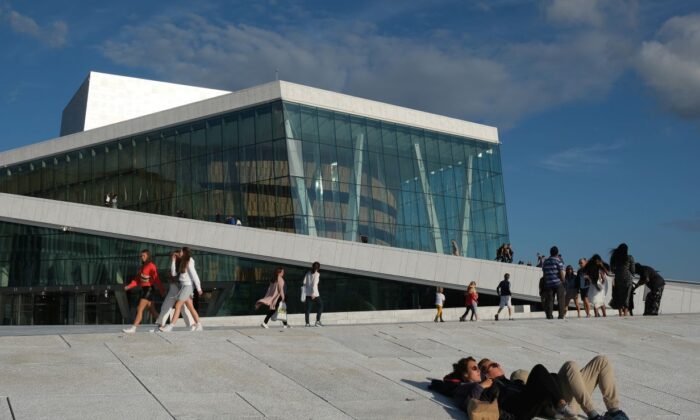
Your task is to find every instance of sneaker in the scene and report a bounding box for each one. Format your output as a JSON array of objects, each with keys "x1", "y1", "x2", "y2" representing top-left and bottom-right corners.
[
  {"x1": 459, "y1": 317, "x2": 465, "y2": 322},
  {"x1": 305, "y1": 323, "x2": 312, "y2": 327},
  {"x1": 495, "y1": 314, "x2": 499, "y2": 321},
  {"x1": 315, "y1": 320, "x2": 324, "y2": 327},
  {"x1": 556, "y1": 404, "x2": 577, "y2": 420},
  {"x1": 122, "y1": 325, "x2": 136, "y2": 334},
  {"x1": 160, "y1": 324, "x2": 173, "y2": 332},
  {"x1": 194, "y1": 323, "x2": 203, "y2": 331},
  {"x1": 283, "y1": 324, "x2": 291, "y2": 329},
  {"x1": 603, "y1": 410, "x2": 629, "y2": 420},
  {"x1": 260, "y1": 322, "x2": 269, "y2": 329}
]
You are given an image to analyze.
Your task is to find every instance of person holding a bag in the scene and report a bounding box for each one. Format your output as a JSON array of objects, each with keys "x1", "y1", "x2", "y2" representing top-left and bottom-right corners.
[
  {"x1": 256, "y1": 267, "x2": 289, "y2": 329},
  {"x1": 303, "y1": 261, "x2": 323, "y2": 327}
]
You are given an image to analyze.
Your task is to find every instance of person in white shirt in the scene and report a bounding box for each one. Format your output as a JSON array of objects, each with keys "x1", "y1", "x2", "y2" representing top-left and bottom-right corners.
[
  {"x1": 303, "y1": 261, "x2": 323, "y2": 327},
  {"x1": 160, "y1": 247, "x2": 203, "y2": 331},
  {"x1": 434, "y1": 287, "x2": 446, "y2": 322},
  {"x1": 155, "y1": 250, "x2": 194, "y2": 329}
]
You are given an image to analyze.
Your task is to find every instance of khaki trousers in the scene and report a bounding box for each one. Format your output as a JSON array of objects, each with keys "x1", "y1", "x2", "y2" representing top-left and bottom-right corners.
[{"x1": 557, "y1": 355, "x2": 620, "y2": 415}]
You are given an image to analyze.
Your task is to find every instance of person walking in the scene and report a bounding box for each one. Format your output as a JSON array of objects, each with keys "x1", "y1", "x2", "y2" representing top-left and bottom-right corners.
[
  {"x1": 155, "y1": 250, "x2": 194, "y2": 329},
  {"x1": 583, "y1": 255, "x2": 609, "y2": 317},
  {"x1": 495, "y1": 273, "x2": 513, "y2": 321},
  {"x1": 563, "y1": 265, "x2": 581, "y2": 318},
  {"x1": 459, "y1": 281, "x2": 479, "y2": 321},
  {"x1": 634, "y1": 263, "x2": 665, "y2": 316},
  {"x1": 256, "y1": 267, "x2": 289, "y2": 328},
  {"x1": 542, "y1": 246, "x2": 566, "y2": 319},
  {"x1": 434, "y1": 287, "x2": 446, "y2": 322},
  {"x1": 303, "y1": 261, "x2": 323, "y2": 327},
  {"x1": 577, "y1": 258, "x2": 592, "y2": 318},
  {"x1": 609, "y1": 244, "x2": 635, "y2": 317},
  {"x1": 159, "y1": 247, "x2": 203, "y2": 332},
  {"x1": 122, "y1": 250, "x2": 165, "y2": 333}
]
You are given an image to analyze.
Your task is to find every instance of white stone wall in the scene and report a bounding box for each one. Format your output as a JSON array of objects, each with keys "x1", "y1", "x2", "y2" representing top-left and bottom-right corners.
[{"x1": 0, "y1": 193, "x2": 696, "y2": 314}]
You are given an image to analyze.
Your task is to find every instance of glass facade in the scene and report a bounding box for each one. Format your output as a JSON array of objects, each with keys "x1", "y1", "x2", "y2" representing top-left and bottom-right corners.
[
  {"x1": 0, "y1": 100, "x2": 508, "y2": 258},
  {"x1": 0, "y1": 95, "x2": 509, "y2": 324},
  {"x1": 0, "y1": 220, "x2": 487, "y2": 325}
]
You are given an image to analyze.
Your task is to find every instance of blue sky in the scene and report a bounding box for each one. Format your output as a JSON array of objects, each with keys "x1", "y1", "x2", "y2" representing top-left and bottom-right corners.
[{"x1": 1, "y1": 0, "x2": 699, "y2": 281}]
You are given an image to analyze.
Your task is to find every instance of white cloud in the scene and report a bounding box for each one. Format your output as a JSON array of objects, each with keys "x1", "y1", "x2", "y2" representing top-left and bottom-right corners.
[
  {"x1": 539, "y1": 142, "x2": 625, "y2": 172},
  {"x1": 100, "y1": 13, "x2": 632, "y2": 129},
  {"x1": 545, "y1": 0, "x2": 604, "y2": 26},
  {"x1": 1, "y1": 5, "x2": 68, "y2": 47},
  {"x1": 636, "y1": 14, "x2": 700, "y2": 120}
]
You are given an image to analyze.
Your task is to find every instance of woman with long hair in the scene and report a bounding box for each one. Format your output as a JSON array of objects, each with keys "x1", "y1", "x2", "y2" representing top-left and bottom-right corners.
[
  {"x1": 563, "y1": 265, "x2": 581, "y2": 318},
  {"x1": 159, "y1": 247, "x2": 203, "y2": 332},
  {"x1": 609, "y1": 243, "x2": 635, "y2": 317},
  {"x1": 459, "y1": 281, "x2": 479, "y2": 321},
  {"x1": 155, "y1": 250, "x2": 194, "y2": 329},
  {"x1": 585, "y1": 254, "x2": 610, "y2": 317},
  {"x1": 256, "y1": 267, "x2": 289, "y2": 328},
  {"x1": 122, "y1": 249, "x2": 165, "y2": 333},
  {"x1": 303, "y1": 261, "x2": 323, "y2": 327}
]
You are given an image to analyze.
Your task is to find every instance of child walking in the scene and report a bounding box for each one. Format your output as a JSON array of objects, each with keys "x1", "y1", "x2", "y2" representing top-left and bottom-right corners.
[{"x1": 434, "y1": 287, "x2": 446, "y2": 322}]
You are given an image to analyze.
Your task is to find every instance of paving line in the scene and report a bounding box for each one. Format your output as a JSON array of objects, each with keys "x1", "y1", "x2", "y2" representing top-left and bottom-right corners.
[
  {"x1": 235, "y1": 391, "x2": 266, "y2": 417},
  {"x1": 372, "y1": 334, "x2": 433, "y2": 358},
  {"x1": 619, "y1": 392, "x2": 680, "y2": 415},
  {"x1": 398, "y1": 357, "x2": 431, "y2": 372},
  {"x1": 225, "y1": 339, "x2": 353, "y2": 419},
  {"x1": 6, "y1": 397, "x2": 15, "y2": 420},
  {"x1": 103, "y1": 343, "x2": 176, "y2": 419},
  {"x1": 58, "y1": 334, "x2": 72, "y2": 348}
]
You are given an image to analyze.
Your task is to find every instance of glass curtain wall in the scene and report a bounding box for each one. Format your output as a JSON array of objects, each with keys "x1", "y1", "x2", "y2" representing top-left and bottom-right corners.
[
  {"x1": 0, "y1": 100, "x2": 508, "y2": 259},
  {"x1": 0, "y1": 220, "x2": 462, "y2": 325},
  {"x1": 0, "y1": 101, "x2": 293, "y2": 231},
  {"x1": 283, "y1": 102, "x2": 508, "y2": 259}
]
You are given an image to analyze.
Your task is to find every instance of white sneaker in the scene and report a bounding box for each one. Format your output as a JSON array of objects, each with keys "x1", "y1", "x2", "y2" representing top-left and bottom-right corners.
[
  {"x1": 315, "y1": 321, "x2": 324, "y2": 327},
  {"x1": 305, "y1": 323, "x2": 312, "y2": 327},
  {"x1": 160, "y1": 324, "x2": 173, "y2": 332},
  {"x1": 122, "y1": 325, "x2": 136, "y2": 333},
  {"x1": 260, "y1": 322, "x2": 269, "y2": 329},
  {"x1": 283, "y1": 324, "x2": 291, "y2": 329},
  {"x1": 195, "y1": 323, "x2": 203, "y2": 331}
]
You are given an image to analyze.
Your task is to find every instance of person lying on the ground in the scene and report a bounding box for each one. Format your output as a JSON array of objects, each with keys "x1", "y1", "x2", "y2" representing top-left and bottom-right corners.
[{"x1": 479, "y1": 356, "x2": 629, "y2": 420}]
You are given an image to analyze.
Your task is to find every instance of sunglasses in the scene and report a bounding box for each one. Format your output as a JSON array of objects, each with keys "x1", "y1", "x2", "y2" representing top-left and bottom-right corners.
[
  {"x1": 482, "y1": 362, "x2": 499, "y2": 372},
  {"x1": 469, "y1": 366, "x2": 479, "y2": 371}
]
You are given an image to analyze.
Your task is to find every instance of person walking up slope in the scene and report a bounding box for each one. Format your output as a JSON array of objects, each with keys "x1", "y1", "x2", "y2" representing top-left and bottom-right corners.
[
  {"x1": 256, "y1": 267, "x2": 289, "y2": 329},
  {"x1": 495, "y1": 273, "x2": 514, "y2": 321},
  {"x1": 434, "y1": 287, "x2": 446, "y2": 322},
  {"x1": 303, "y1": 261, "x2": 323, "y2": 327}
]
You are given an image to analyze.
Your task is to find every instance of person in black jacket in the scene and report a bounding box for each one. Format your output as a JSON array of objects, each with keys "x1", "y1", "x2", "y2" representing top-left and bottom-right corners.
[{"x1": 634, "y1": 263, "x2": 665, "y2": 315}]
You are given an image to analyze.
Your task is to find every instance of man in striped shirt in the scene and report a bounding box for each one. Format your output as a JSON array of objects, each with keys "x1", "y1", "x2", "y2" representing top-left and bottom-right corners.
[{"x1": 542, "y1": 246, "x2": 566, "y2": 319}]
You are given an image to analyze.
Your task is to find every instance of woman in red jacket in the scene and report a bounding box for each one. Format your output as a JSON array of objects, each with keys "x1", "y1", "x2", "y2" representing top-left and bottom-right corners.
[{"x1": 122, "y1": 249, "x2": 165, "y2": 333}]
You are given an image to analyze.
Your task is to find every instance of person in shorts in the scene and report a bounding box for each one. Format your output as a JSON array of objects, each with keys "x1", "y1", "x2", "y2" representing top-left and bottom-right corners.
[
  {"x1": 122, "y1": 250, "x2": 165, "y2": 333},
  {"x1": 495, "y1": 273, "x2": 513, "y2": 321}
]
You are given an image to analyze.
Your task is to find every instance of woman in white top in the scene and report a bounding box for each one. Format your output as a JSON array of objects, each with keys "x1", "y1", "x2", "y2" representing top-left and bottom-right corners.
[
  {"x1": 303, "y1": 261, "x2": 323, "y2": 327},
  {"x1": 160, "y1": 247, "x2": 203, "y2": 331},
  {"x1": 155, "y1": 250, "x2": 195, "y2": 329},
  {"x1": 584, "y1": 254, "x2": 609, "y2": 317}
]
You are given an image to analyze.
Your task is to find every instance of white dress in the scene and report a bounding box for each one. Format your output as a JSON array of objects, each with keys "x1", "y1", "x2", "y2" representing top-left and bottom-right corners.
[{"x1": 588, "y1": 273, "x2": 608, "y2": 308}]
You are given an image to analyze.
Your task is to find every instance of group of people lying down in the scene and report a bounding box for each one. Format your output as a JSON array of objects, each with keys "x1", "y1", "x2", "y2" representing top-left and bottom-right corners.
[{"x1": 430, "y1": 355, "x2": 629, "y2": 420}]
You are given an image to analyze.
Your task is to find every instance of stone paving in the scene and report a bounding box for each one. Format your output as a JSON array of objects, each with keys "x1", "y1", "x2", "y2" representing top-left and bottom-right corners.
[{"x1": 1, "y1": 314, "x2": 699, "y2": 419}]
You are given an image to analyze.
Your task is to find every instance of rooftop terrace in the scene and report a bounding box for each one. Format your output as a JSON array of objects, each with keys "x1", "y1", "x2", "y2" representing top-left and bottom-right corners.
[{"x1": 1, "y1": 314, "x2": 698, "y2": 419}]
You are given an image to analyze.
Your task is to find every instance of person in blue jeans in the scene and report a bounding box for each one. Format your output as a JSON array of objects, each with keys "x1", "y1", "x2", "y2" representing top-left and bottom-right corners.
[{"x1": 303, "y1": 261, "x2": 323, "y2": 327}]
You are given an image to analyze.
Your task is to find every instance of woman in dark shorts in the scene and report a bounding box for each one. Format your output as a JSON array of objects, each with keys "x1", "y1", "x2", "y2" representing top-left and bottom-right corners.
[{"x1": 122, "y1": 249, "x2": 165, "y2": 333}]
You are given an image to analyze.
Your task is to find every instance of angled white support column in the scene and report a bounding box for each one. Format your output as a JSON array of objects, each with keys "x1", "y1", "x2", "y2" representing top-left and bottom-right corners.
[
  {"x1": 344, "y1": 134, "x2": 364, "y2": 241},
  {"x1": 413, "y1": 143, "x2": 443, "y2": 252},
  {"x1": 460, "y1": 155, "x2": 475, "y2": 255},
  {"x1": 285, "y1": 120, "x2": 317, "y2": 236}
]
